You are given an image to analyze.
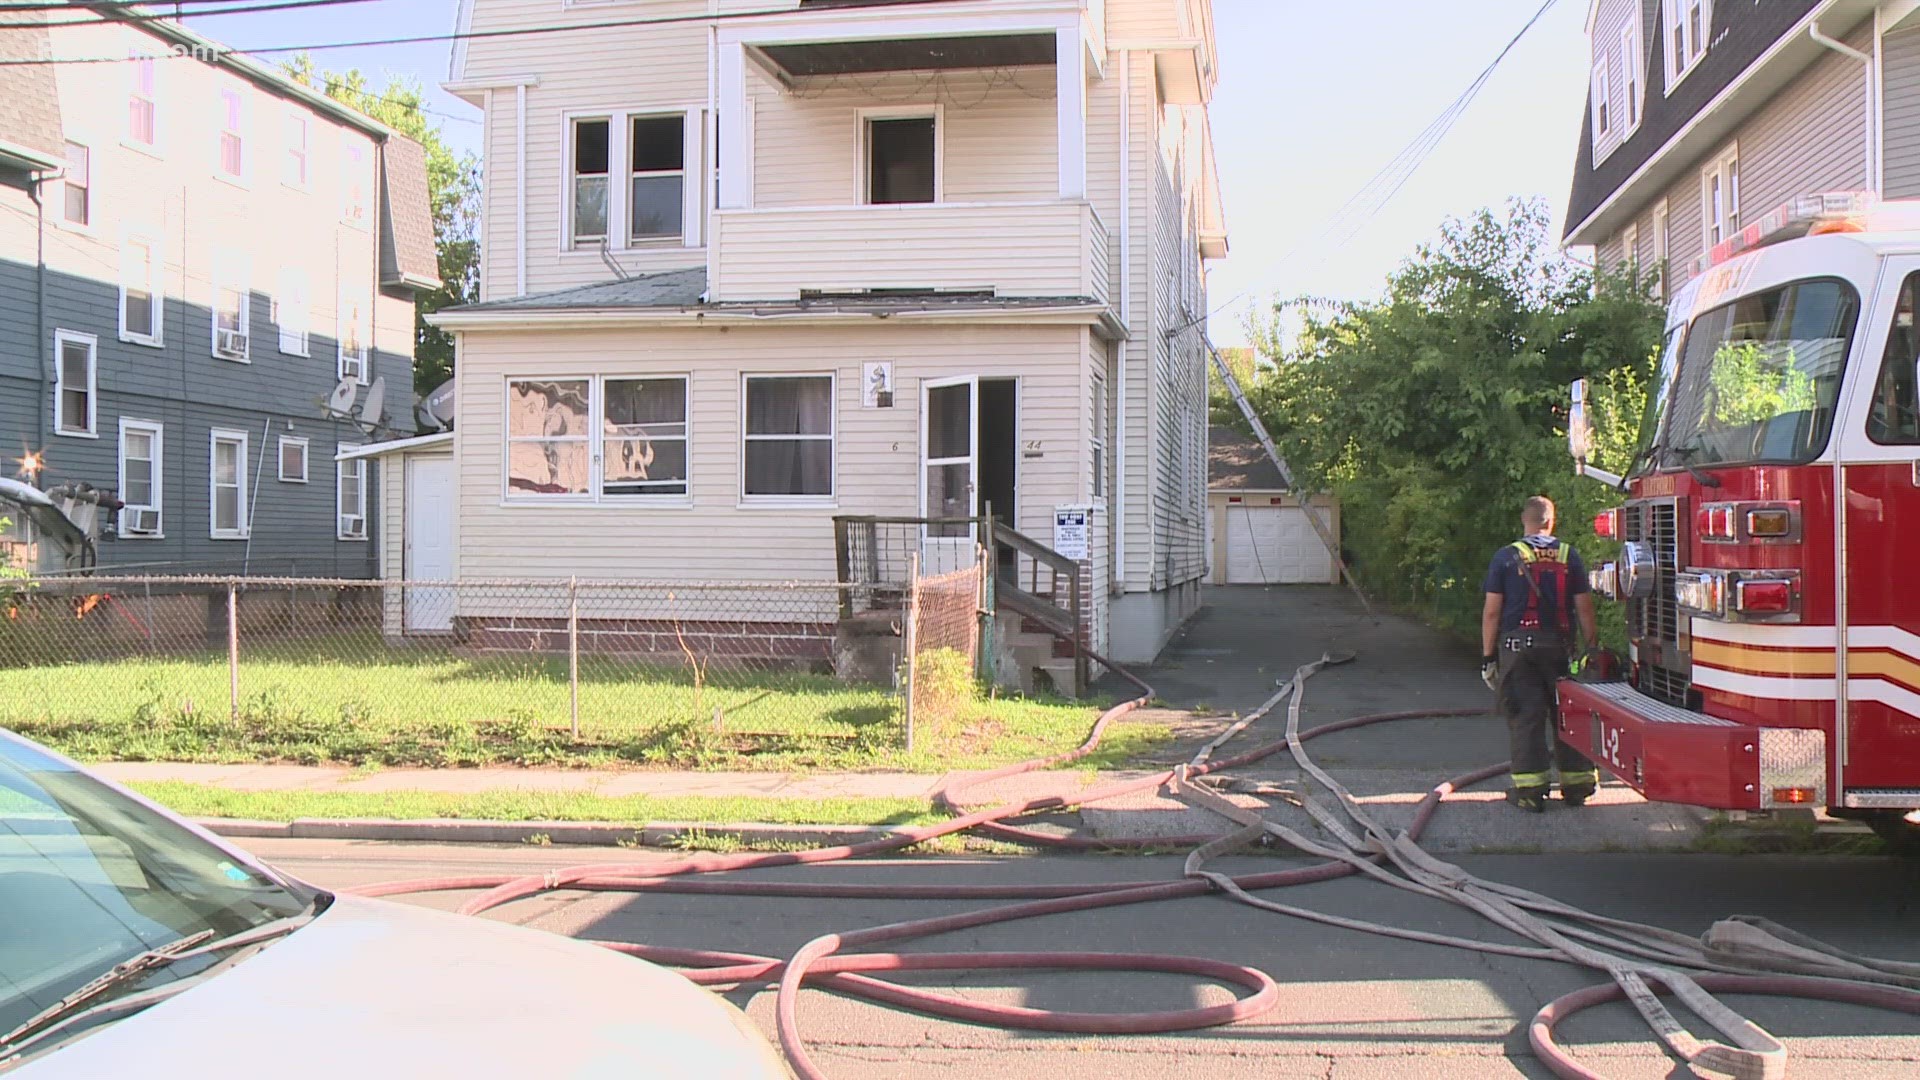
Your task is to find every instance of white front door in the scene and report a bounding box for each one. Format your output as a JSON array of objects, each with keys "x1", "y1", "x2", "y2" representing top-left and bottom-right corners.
[
  {"x1": 405, "y1": 455, "x2": 455, "y2": 632},
  {"x1": 920, "y1": 376, "x2": 978, "y2": 575}
]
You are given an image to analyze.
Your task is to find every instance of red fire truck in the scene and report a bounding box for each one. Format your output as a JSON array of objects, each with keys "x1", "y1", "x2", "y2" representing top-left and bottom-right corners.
[{"x1": 1560, "y1": 192, "x2": 1920, "y2": 850}]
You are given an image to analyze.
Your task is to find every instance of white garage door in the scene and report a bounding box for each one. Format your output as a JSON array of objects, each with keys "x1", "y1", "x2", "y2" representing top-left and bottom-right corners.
[{"x1": 1224, "y1": 503, "x2": 1333, "y2": 584}]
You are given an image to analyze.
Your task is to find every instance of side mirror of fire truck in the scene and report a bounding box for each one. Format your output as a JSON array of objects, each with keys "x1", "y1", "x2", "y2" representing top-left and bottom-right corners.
[{"x1": 1567, "y1": 379, "x2": 1625, "y2": 487}]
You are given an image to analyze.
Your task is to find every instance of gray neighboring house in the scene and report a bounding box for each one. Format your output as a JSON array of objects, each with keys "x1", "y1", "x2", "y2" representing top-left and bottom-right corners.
[{"x1": 0, "y1": 7, "x2": 438, "y2": 576}]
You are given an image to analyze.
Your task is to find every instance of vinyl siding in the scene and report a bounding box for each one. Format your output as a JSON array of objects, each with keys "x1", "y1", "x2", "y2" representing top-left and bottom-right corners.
[
  {"x1": 452, "y1": 323, "x2": 1091, "y2": 581},
  {"x1": 1587, "y1": 0, "x2": 1642, "y2": 166},
  {"x1": 1883, "y1": 25, "x2": 1920, "y2": 199},
  {"x1": 1632, "y1": 21, "x2": 1867, "y2": 293},
  {"x1": 0, "y1": 17, "x2": 411, "y2": 575}
]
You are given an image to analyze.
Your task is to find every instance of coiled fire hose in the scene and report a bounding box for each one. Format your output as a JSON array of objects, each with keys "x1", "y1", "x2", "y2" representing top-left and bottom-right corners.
[{"x1": 352, "y1": 651, "x2": 1920, "y2": 1080}]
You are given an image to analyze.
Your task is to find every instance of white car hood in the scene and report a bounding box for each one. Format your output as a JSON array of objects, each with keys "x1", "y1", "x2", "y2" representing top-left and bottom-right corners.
[{"x1": 11, "y1": 895, "x2": 785, "y2": 1079}]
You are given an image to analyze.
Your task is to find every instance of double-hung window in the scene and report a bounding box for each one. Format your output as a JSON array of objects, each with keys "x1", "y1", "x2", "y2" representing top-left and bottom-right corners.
[
  {"x1": 1703, "y1": 144, "x2": 1739, "y2": 249},
  {"x1": 337, "y1": 451, "x2": 367, "y2": 540},
  {"x1": 118, "y1": 419, "x2": 163, "y2": 538},
  {"x1": 212, "y1": 251, "x2": 250, "y2": 362},
  {"x1": 218, "y1": 87, "x2": 246, "y2": 180},
  {"x1": 1666, "y1": 0, "x2": 1709, "y2": 85},
  {"x1": 210, "y1": 429, "x2": 249, "y2": 539},
  {"x1": 338, "y1": 277, "x2": 370, "y2": 384},
  {"x1": 505, "y1": 376, "x2": 690, "y2": 500},
  {"x1": 128, "y1": 57, "x2": 157, "y2": 148},
  {"x1": 628, "y1": 114, "x2": 685, "y2": 243},
  {"x1": 275, "y1": 267, "x2": 310, "y2": 356},
  {"x1": 285, "y1": 110, "x2": 309, "y2": 188},
  {"x1": 1590, "y1": 59, "x2": 1611, "y2": 140},
  {"x1": 120, "y1": 234, "x2": 162, "y2": 346},
  {"x1": 571, "y1": 118, "x2": 610, "y2": 245},
  {"x1": 279, "y1": 436, "x2": 309, "y2": 483},
  {"x1": 1653, "y1": 199, "x2": 1670, "y2": 297},
  {"x1": 864, "y1": 113, "x2": 937, "y2": 205},
  {"x1": 342, "y1": 139, "x2": 370, "y2": 227},
  {"x1": 743, "y1": 375, "x2": 834, "y2": 500},
  {"x1": 1090, "y1": 375, "x2": 1107, "y2": 501},
  {"x1": 1621, "y1": 23, "x2": 1642, "y2": 132},
  {"x1": 52, "y1": 330, "x2": 96, "y2": 438},
  {"x1": 61, "y1": 142, "x2": 90, "y2": 228}
]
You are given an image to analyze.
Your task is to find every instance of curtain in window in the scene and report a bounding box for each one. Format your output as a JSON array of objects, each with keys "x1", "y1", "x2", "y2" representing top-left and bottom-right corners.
[{"x1": 745, "y1": 377, "x2": 833, "y2": 496}]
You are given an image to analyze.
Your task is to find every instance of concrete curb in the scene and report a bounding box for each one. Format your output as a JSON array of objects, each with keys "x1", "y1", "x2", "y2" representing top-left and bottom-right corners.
[{"x1": 196, "y1": 816, "x2": 920, "y2": 848}]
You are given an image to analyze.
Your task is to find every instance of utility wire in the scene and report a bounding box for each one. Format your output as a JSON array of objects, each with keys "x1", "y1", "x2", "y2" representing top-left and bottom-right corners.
[
  {"x1": 0, "y1": 3, "x2": 807, "y2": 64},
  {"x1": 1, "y1": 0, "x2": 372, "y2": 22},
  {"x1": 1178, "y1": 0, "x2": 1565, "y2": 336}
]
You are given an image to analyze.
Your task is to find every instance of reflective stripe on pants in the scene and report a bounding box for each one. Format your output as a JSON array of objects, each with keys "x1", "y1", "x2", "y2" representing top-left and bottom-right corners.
[{"x1": 1499, "y1": 636, "x2": 1597, "y2": 791}]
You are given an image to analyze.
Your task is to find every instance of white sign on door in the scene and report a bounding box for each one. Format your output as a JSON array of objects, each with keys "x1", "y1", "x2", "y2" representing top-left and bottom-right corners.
[{"x1": 1053, "y1": 507, "x2": 1090, "y2": 561}]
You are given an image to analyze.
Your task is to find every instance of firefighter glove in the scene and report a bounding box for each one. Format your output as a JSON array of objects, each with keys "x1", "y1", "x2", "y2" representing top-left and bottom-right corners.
[{"x1": 1480, "y1": 655, "x2": 1499, "y2": 693}]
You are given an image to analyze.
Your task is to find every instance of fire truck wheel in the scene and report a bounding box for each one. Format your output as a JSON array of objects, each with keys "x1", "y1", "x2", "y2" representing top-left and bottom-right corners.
[{"x1": 1865, "y1": 813, "x2": 1920, "y2": 857}]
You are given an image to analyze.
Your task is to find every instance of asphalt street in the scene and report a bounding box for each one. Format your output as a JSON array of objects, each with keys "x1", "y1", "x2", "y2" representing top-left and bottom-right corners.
[{"x1": 253, "y1": 837, "x2": 1920, "y2": 1079}]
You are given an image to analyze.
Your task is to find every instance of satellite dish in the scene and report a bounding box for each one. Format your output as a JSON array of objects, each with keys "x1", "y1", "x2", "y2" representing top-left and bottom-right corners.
[
  {"x1": 423, "y1": 379, "x2": 456, "y2": 428},
  {"x1": 360, "y1": 376, "x2": 387, "y2": 428},
  {"x1": 326, "y1": 378, "x2": 358, "y2": 418}
]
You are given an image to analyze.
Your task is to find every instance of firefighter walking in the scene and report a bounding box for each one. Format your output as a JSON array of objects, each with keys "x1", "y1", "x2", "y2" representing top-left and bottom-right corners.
[{"x1": 1480, "y1": 496, "x2": 1601, "y2": 812}]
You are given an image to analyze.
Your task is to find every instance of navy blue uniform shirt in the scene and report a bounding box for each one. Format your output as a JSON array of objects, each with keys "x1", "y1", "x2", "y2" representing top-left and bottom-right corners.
[{"x1": 1482, "y1": 537, "x2": 1587, "y2": 635}]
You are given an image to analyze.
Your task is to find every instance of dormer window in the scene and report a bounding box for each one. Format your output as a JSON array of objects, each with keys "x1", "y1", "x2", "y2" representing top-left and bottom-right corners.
[
  {"x1": 1666, "y1": 0, "x2": 1709, "y2": 85},
  {"x1": 1621, "y1": 22, "x2": 1642, "y2": 132},
  {"x1": 1591, "y1": 58, "x2": 1611, "y2": 139}
]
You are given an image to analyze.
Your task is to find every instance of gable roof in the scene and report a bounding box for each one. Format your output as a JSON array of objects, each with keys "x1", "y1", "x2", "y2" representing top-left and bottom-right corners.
[
  {"x1": 0, "y1": 9, "x2": 63, "y2": 171},
  {"x1": 1208, "y1": 425, "x2": 1291, "y2": 491},
  {"x1": 1563, "y1": 0, "x2": 1837, "y2": 244},
  {"x1": 380, "y1": 136, "x2": 443, "y2": 292}
]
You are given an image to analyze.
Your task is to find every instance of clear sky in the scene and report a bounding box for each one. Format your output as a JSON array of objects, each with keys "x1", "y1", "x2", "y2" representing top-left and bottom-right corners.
[{"x1": 186, "y1": 0, "x2": 1592, "y2": 344}]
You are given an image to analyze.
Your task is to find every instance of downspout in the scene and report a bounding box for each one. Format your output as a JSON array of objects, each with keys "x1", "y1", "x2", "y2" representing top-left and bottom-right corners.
[
  {"x1": 515, "y1": 83, "x2": 528, "y2": 297},
  {"x1": 706, "y1": 11, "x2": 719, "y2": 296},
  {"x1": 1114, "y1": 47, "x2": 1130, "y2": 589},
  {"x1": 1808, "y1": 18, "x2": 1872, "y2": 800},
  {"x1": 1809, "y1": 22, "x2": 1875, "y2": 191},
  {"x1": 29, "y1": 172, "x2": 50, "y2": 459}
]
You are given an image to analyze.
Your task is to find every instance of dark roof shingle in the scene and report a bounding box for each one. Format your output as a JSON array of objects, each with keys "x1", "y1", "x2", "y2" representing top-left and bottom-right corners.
[
  {"x1": 380, "y1": 136, "x2": 441, "y2": 290},
  {"x1": 1209, "y1": 425, "x2": 1292, "y2": 491},
  {"x1": 0, "y1": 10, "x2": 62, "y2": 164}
]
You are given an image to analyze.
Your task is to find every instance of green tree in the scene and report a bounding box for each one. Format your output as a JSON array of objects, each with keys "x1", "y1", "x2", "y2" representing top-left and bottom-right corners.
[
  {"x1": 1237, "y1": 199, "x2": 1664, "y2": 644},
  {"x1": 284, "y1": 55, "x2": 479, "y2": 399}
]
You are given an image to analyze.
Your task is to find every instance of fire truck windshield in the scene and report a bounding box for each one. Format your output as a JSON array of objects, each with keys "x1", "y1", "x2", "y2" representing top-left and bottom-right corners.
[{"x1": 1655, "y1": 278, "x2": 1860, "y2": 470}]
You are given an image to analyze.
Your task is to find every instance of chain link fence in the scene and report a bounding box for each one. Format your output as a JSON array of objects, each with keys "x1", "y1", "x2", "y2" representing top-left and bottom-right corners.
[
  {"x1": 901, "y1": 557, "x2": 987, "y2": 751},
  {"x1": 0, "y1": 575, "x2": 924, "y2": 769}
]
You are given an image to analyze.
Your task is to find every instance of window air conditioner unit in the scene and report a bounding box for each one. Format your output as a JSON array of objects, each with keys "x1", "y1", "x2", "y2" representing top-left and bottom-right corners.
[
  {"x1": 340, "y1": 515, "x2": 365, "y2": 539},
  {"x1": 124, "y1": 508, "x2": 161, "y2": 536},
  {"x1": 216, "y1": 328, "x2": 249, "y2": 358}
]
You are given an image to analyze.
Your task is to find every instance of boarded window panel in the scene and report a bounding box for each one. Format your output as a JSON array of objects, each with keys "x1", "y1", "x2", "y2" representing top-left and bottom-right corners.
[{"x1": 868, "y1": 117, "x2": 935, "y2": 204}]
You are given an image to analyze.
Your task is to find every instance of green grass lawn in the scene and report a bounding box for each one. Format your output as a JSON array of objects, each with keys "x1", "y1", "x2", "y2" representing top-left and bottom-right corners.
[
  {"x1": 0, "y1": 633, "x2": 1162, "y2": 772},
  {"x1": 128, "y1": 782, "x2": 944, "y2": 827}
]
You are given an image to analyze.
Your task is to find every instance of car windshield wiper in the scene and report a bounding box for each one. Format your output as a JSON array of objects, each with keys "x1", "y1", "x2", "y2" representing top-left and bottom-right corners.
[
  {"x1": 0, "y1": 931, "x2": 216, "y2": 1054},
  {"x1": 1668, "y1": 442, "x2": 1725, "y2": 488},
  {"x1": 0, "y1": 907, "x2": 319, "y2": 1058}
]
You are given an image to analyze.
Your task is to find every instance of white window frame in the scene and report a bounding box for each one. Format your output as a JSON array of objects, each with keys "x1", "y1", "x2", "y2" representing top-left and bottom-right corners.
[
  {"x1": 857, "y1": 105, "x2": 943, "y2": 205},
  {"x1": 1664, "y1": 0, "x2": 1711, "y2": 92},
  {"x1": 1653, "y1": 198, "x2": 1671, "y2": 295},
  {"x1": 1090, "y1": 373, "x2": 1107, "y2": 502},
  {"x1": 1621, "y1": 22, "x2": 1643, "y2": 134},
  {"x1": 1702, "y1": 142, "x2": 1739, "y2": 251},
  {"x1": 740, "y1": 372, "x2": 836, "y2": 506},
  {"x1": 211, "y1": 250, "x2": 251, "y2": 363},
  {"x1": 1621, "y1": 222, "x2": 1638, "y2": 270},
  {"x1": 51, "y1": 329, "x2": 97, "y2": 439},
  {"x1": 117, "y1": 418, "x2": 164, "y2": 539},
  {"x1": 58, "y1": 141, "x2": 93, "y2": 232},
  {"x1": 284, "y1": 107, "x2": 310, "y2": 190},
  {"x1": 209, "y1": 428, "x2": 250, "y2": 540},
  {"x1": 337, "y1": 449, "x2": 368, "y2": 540},
  {"x1": 126, "y1": 54, "x2": 160, "y2": 154},
  {"x1": 1590, "y1": 58, "x2": 1612, "y2": 142},
  {"x1": 341, "y1": 136, "x2": 371, "y2": 228},
  {"x1": 275, "y1": 267, "x2": 310, "y2": 356},
  {"x1": 561, "y1": 107, "x2": 702, "y2": 252},
  {"x1": 500, "y1": 375, "x2": 693, "y2": 505},
  {"x1": 278, "y1": 435, "x2": 309, "y2": 483},
  {"x1": 216, "y1": 85, "x2": 248, "y2": 184},
  {"x1": 119, "y1": 232, "x2": 163, "y2": 347},
  {"x1": 337, "y1": 278, "x2": 371, "y2": 384}
]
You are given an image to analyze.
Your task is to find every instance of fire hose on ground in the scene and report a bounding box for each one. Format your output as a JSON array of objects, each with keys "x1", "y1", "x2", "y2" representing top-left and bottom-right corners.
[{"x1": 352, "y1": 650, "x2": 1920, "y2": 1080}]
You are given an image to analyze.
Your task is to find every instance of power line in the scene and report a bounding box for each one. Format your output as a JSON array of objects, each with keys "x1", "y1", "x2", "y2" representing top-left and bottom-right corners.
[
  {"x1": 1185, "y1": 0, "x2": 1566, "y2": 336},
  {"x1": 4, "y1": 0, "x2": 372, "y2": 22},
  {"x1": 0, "y1": 3, "x2": 806, "y2": 65}
]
